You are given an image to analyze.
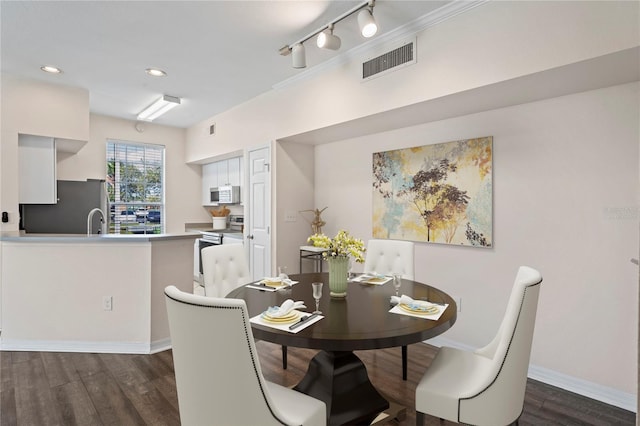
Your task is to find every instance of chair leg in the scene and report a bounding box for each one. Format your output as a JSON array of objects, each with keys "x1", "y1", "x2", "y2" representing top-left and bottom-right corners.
[
  {"x1": 416, "y1": 411, "x2": 424, "y2": 426},
  {"x1": 282, "y1": 345, "x2": 288, "y2": 369},
  {"x1": 402, "y1": 345, "x2": 407, "y2": 380}
]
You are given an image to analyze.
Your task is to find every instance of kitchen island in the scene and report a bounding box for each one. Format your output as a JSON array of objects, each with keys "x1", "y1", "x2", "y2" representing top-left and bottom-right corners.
[{"x1": 0, "y1": 232, "x2": 198, "y2": 354}]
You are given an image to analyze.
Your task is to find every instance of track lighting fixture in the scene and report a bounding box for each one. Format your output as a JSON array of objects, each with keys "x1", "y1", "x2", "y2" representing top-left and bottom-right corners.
[
  {"x1": 317, "y1": 25, "x2": 341, "y2": 50},
  {"x1": 279, "y1": 0, "x2": 377, "y2": 69}
]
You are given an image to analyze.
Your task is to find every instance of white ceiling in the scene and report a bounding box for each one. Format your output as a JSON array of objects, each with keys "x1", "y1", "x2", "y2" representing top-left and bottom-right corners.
[{"x1": 1, "y1": 0, "x2": 452, "y2": 129}]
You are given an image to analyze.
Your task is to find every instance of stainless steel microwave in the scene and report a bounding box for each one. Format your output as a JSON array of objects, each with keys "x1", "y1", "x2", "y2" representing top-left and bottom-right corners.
[{"x1": 210, "y1": 185, "x2": 241, "y2": 204}]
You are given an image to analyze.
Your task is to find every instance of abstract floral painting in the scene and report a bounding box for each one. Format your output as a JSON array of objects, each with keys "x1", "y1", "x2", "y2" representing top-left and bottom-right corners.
[{"x1": 373, "y1": 137, "x2": 492, "y2": 247}]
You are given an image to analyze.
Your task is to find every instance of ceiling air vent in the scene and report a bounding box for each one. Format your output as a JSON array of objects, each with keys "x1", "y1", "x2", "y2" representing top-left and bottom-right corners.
[{"x1": 362, "y1": 39, "x2": 416, "y2": 81}]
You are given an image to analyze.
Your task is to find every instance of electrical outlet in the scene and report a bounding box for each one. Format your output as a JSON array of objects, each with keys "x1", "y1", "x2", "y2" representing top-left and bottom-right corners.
[
  {"x1": 284, "y1": 211, "x2": 297, "y2": 222},
  {"x1": 103, "y1": 296, "x2": 113, "y2": 311}
]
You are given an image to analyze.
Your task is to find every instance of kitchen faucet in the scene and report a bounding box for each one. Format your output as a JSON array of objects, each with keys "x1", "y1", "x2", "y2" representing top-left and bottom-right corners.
[{"x1": 87, "y1": 208, "x2": 106, "y2": 235}]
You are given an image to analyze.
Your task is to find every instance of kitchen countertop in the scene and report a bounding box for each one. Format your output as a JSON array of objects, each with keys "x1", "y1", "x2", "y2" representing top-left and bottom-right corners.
[
  {"x1": 0, "y1": 231, "x2": 201, "y2": 243},
  {"x1": 185, "y1": 224, "x2": 243, "y2": 236}
]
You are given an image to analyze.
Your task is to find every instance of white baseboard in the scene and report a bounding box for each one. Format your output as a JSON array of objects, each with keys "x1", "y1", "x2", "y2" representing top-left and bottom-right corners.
[
  {"x1": 150, "y1": 338, "x2": 172, "y2": 354},
  {"x1": 0, "y1": 337, "x2": 173, "y2": 355},
  {"x1": 0, "y1": 339, "x2": 151, "y2": 354},
  {"x1": 527, "y1": 364, "x2": 637, "y2": 413},
  {"x1": 426, "y1": 336, "x2": 637, "y2": 413}
]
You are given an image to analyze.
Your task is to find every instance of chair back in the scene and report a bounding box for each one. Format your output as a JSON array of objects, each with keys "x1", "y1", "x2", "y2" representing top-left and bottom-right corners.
[
  {"x1": 460, "y1": 266, "x2": 543, "y2": 425},
  {"x1": 165, "y1": 286, "x2": 294, "y2": 425},
  {"x1": 202, "y1": 244, "x2": 251, "y2": 297},
  {"x1": 363, "y1": 239, "x2": 415, "y2": 279}
]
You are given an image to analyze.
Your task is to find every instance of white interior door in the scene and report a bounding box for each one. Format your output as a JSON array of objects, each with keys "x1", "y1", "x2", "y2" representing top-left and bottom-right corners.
[{"x1": 247, "y1": 145, "x2": 271, "y2": 280}]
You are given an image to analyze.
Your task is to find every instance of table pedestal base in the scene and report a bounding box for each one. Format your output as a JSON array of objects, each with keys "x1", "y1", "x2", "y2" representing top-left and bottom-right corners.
[{"x1": 294, "y1": 350, "x2": 389, "y2": 426}]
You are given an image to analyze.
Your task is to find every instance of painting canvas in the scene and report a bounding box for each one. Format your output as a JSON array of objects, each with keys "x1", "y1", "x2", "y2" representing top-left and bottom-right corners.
[{"x1": 373, "y1": 137, "x2": 492, "y2": 247}]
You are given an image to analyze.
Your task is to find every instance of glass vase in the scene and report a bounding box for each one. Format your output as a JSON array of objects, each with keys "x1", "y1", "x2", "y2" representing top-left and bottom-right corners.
[{"x1": 327, "y1": 256, "x2": 349, "y2": 297}]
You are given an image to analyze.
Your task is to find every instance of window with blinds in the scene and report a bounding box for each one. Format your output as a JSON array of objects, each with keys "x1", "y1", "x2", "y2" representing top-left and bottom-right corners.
[{"x1": 106, "y1": 140, "x2": 165, "y2": 234}]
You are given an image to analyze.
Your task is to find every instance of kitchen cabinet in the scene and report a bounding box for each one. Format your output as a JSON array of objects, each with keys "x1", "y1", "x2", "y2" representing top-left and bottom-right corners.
[
  {"x1": 202, "y1": 156, "x2": 243, "y2": 206},
  {"x1": 217, "y1": 160, "x2": 229, "y2": 186},
  {"x1": 202, "y1": 162, "x2": 218, "y2": 205},
  {"x1": 227, "y1": 156, "x2": 242, "y2": 186},
  {"x1": 18, "y1": 134, "x2": 57, "y2": 204}
]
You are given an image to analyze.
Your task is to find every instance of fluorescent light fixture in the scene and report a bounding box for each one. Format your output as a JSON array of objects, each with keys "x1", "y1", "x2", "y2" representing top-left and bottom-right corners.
[
  {"x1": 41, "y1": 65, "x2": 62, "y2": 74},
  {"x1": 317, "y1": 25, "x2": 341, "y2": 50},
  {"x1": 358, "y1": 8, "x2": 378, "y2": 38},
  {"x1": 292, "y1": 43, "x2": 306, "y2": 69},
  {"x1": 137, "y1": 95, "x2": 181, "y2": 122}
]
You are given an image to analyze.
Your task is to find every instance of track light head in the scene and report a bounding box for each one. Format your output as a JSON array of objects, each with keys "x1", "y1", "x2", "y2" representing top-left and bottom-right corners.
[
  {"x1": 292, "y1": 43, "x2": 306, "y2": 68},
  {"x1": 358, "y1": 8, "x2": 378, "y2": 38},
  {"x1": 317, "y1": 25, "x2": 341, "y2": 50}
]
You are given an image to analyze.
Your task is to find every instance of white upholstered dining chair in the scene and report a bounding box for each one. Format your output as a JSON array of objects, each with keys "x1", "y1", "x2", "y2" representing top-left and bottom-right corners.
[
  {"x1": 201, "y1": 244, "x2": 291, "y2": 370},
  {"x1": 363, "y1": 238, "x2": 415, "y2": 380},
  {"x1": 201, "y1": 244, "x2": 252, "y2": 297},
  {"x1": 165, "y1": 285, "x2": 326, "y2": 426},
  {"x1": 415, "y1": 266, "x2": 543, "y2": 426},
  {"x1": 363, "y1": 238, "x2": 415, "y2": 280}
]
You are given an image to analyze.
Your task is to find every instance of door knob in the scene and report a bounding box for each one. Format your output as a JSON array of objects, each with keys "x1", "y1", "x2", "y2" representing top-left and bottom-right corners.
[{"x1": 247, "y1": 234, "x2": 254, "y2": 240}]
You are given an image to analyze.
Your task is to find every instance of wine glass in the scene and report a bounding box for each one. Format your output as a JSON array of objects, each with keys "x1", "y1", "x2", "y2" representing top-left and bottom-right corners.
[
  {"x1": 278, "y1": 266, "x2": 288, "y2": 280},
  {"x1": 312, "y1": 282, "x2": 323, "y2": 314},
  {"x1": 392, "y1": 272, "x2": 403, "y2": 296}
]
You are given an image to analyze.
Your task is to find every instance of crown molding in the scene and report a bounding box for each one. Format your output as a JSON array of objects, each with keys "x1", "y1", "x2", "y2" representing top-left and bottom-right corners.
[{"x1": 273, "y1": 0, "x2": 489, "y2": 90}]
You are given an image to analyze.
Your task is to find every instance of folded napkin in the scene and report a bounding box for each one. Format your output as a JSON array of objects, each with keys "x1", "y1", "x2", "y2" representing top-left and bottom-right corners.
[
  {"x1": 262, "y1": 277, "x2": 295, "y2": 286},
  {"x1": 390, "y1": 294, "x2": 432, "y2": 309},
  {"x1": 265, "y1": 299, "x2": 306, "y2": 318}
]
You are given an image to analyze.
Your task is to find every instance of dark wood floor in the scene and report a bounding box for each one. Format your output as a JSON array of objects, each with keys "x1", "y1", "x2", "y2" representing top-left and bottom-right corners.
[{"x1": 1, "y1": 342, "x2": 635, "y2": 425}]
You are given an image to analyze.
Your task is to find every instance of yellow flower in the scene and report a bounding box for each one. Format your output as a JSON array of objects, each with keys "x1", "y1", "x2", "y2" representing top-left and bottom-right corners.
[{"x1": 308, "y1": 230, "x2": 366, "y2": 263}]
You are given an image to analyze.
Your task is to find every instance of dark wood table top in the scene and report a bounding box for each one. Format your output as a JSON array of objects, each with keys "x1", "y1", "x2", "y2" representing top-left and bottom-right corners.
[{"x1": 226, "y1": 272, "x2": 457, "y2": 352}]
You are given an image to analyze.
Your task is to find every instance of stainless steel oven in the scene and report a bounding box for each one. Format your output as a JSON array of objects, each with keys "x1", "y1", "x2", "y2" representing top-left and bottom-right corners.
[{"x1": 197, "y1": 231, "x2": 223, "y2": 280}]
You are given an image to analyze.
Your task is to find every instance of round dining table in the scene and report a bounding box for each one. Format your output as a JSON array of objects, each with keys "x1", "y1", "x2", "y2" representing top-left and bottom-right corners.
[{"x1": 227, "y1": 272, "x2": 457, "y2": 426}]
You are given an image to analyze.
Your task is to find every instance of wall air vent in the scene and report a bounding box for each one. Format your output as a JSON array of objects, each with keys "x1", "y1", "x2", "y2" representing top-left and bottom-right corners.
[{"x1": 362, "y1": 39, "x2": 416, "y2": 81}]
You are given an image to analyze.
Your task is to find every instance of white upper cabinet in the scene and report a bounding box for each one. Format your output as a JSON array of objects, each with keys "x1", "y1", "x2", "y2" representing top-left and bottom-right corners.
[
  {"x1": 201, "y1": 156, "x2": 244, "y2": 206},
  {"x1": 19, "y1": 134, "x2": 57, "y2": 204},
  {"x1": 202, "y1": 162, "x2": 218, "y2": 206},
  {"x1": 227, "y1": 156, "x2": 242, "y2": 187},
  {"x1": 217, "y1": 159, "x2": 229, "y2": 186}
]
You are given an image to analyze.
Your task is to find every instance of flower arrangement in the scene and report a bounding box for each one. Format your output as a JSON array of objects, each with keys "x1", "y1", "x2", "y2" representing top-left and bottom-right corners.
[{"x1": 308, "y1": 230, "x2": 366, "y2": 263}]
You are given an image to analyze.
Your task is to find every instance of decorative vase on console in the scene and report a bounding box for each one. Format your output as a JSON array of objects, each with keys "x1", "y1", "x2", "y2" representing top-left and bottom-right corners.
[{"x1": 308, "y1": 230, "x2": 366, "y2": 298}]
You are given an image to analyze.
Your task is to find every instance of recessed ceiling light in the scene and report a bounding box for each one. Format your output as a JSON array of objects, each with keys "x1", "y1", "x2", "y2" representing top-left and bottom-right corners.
[
  {"x1": 145, "y1": 68, "x2": 167, "y2": 77},
  {"x1": 40, "y1": 65, "x2": 62, "y2": 74}
]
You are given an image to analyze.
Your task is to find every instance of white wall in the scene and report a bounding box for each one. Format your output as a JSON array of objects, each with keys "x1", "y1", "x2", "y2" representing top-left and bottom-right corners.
[
  {"x1": 275, "y1": 141, "x2": 316, "y2": 273},
  {"x1": 1, "y1": 241, "x2": 151, "y2": 348},
  {"x1": 150, "y1": 238, "x2": 195, "y2": 344},
  {"x1": 0, "y1": 74, "x2": 90, "y2": 233},
  {"x1": 313, "y1": 82, "x2": 639, "y2": 400},
  {"x1": 0, "y1": 237, "x2": 195, "y2": 353},
  {"x1": 0, "y1": 76, "x2": 211, "y2": 234},
  {"x1": 57, "y1": 114, "x2": 209, "y2": 233}
]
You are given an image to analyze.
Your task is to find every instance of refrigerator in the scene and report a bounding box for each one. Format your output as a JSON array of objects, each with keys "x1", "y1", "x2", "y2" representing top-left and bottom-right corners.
[{"x1": 21, "y1": 179, "x2": 108, "y2": 234}]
